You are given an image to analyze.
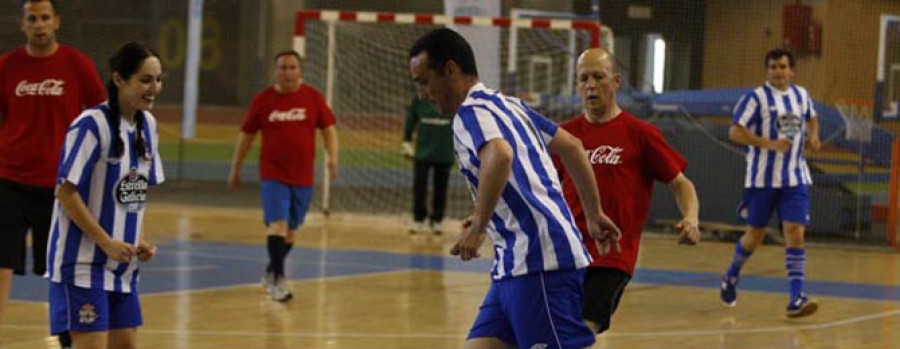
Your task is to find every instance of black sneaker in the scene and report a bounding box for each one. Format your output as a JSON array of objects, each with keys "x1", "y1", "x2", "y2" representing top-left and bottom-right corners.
[
  {"x1": 786, "y1": 294, "x2": 818, "y2": 318},
  {"x1": 720, "y1": 275, "x2": 738, "y2": 307}
]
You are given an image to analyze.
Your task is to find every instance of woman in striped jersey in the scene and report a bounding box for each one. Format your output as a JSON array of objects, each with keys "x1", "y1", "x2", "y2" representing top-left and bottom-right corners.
[{"x1": 45, "y1": 41, "x2": 164, "y2": 348}]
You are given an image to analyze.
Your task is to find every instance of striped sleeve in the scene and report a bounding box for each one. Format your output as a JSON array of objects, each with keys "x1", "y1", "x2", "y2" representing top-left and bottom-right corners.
[
  {"x1": 513, "y1": 98, "x2": 558, "y2": 144},
  {"x1": 145, "y1": 113, "x2": 165, "y2": 185},
  {"x1": 807, "y1": 91, "x2": 818, "y2": 119},
  {"x1": 732, "y1": 92, "x2": 760, "y2": 127},
  {"x1": 458, "y1": 105, "x2": 502, "y2": 152},
  {"x1": 58, "y1": 115, "x2": 101, "y2": 187}
]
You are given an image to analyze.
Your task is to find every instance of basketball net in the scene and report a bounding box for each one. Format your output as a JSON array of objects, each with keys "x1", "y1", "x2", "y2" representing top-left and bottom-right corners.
[{"x1": 836, "y1": 99, "x2": 874, "y2": 142}]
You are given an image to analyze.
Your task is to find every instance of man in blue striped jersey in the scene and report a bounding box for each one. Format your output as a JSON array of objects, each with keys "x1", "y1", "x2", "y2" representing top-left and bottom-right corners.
[
  {"x1": 409, "y1": 28, "x2": 621, "y2": 349},
  {"x1": 720, "y1": 48, "x2": 820, "y2": 318}
]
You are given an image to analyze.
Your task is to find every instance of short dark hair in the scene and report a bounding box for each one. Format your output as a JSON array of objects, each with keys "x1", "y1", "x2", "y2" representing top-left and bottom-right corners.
[
  {"x1": 274, "y1": 50, "x2": 302, "y2": 63},
  {"x1": 21, "y1": 0, "x2": 56, "y2": 13},
  {"x1": 765, "y1": 48, "x2": 795, "y2": 68},
  {"x1": 408, "y1": 28, "x2": 478, "y2": 77}
]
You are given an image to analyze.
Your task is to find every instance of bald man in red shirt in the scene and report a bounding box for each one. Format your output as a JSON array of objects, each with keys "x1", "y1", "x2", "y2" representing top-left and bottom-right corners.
[{"x1": 555, "y1": 48, "x2": 701, "y2": 335}]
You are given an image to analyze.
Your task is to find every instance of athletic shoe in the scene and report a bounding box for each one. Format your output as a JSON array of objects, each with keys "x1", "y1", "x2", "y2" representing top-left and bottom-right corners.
[
  {"x1": 786, "y1": 294, "x2": 818, "y2": 318},
  {"x1": 431, "y1": 221, "x2": 443, "y2": 235},
  {"x1": 720, "y1": 275, "x2": 738, "y2": 307},
  {"x1": 261, "y1": 270, "x2": 275, "y2": 290},
  {"x1": 269, "y1": 277, "x2": 293, "y2": 302},
  {"x1": 409, "y1": 221, "x2": 426, "y2": 234}
]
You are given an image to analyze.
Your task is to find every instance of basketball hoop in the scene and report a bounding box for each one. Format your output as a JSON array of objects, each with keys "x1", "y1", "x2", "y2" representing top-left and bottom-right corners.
[{"x1": 836, "y1": 99, "x2": 874, "y2": 142}]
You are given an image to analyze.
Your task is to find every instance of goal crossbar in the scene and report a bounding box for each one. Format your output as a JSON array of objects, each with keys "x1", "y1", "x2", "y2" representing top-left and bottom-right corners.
[{"x1": 294, "y1": 10, "x2": 602, "y2": 56}]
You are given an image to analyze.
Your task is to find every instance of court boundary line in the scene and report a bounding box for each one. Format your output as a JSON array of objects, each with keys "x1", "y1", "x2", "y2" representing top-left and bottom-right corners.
[
  {"x1": 140, "y1": 269, "x2": 414, "y2": 298},
  {"x1": 5, "y1": 269, "x2": 417, "y2": 305},
  {"x1": 3, "y1": 308, "x2": 897, "y2": 338}
]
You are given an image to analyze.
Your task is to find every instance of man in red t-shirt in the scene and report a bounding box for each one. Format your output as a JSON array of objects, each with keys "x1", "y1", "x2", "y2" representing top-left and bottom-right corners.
[
  {"x1": 0, "y1": 0, "x2": 104, "y2": 329},
  {"x1": 228, "y1": 50, "x2": 338, "y2": 302},
  {"x1": 555, "y1": 48, "x2": 701, "y2": 334}
]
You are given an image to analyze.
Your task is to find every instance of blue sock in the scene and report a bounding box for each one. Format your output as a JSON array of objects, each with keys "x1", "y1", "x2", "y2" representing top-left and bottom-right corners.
[
  {"x1": 726, "y1": 241, "x2": 753, "y2": 279},
  {"x1": 786, "y1": 247, "x2": 806, "y2": 300}
]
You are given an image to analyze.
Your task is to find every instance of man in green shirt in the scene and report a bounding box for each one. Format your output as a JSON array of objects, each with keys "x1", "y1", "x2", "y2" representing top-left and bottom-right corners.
[{"x1": 402, "y1": 94, "x2": 455, "y2": 234}]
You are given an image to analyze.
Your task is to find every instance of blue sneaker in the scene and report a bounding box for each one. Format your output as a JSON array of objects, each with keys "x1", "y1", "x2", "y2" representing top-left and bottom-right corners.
[
  {"x1": 720, "y1": 275, "x2": 738, "y2": 307},
  {"x1": 786, "y1": 294, "x2": 818, "y2": 318}
]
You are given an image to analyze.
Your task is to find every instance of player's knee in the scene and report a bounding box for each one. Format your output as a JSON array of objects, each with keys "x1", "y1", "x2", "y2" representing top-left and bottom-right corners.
[
  {"x1": 267, "y1": 221, "x2": 289, "y2": 236},
  {"x1": 743, "y1": 229, "x2": 767, "y2": 245},
  {"x1": 783, "y1": 225, "x2": 805, "y2": 247}
]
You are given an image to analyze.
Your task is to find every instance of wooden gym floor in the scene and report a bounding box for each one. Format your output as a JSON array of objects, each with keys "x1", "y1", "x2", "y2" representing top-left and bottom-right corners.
[{"x1": 1, "y1": 183, "x2": 898, "y2": 348}]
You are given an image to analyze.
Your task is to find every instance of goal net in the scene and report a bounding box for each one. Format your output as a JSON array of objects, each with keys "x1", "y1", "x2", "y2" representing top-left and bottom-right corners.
[{"x1": 294, "y1": 10, "x2": 601, "y2": 217}]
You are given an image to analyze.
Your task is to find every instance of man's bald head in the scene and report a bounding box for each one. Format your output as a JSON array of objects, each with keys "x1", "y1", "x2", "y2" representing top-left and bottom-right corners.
[
  {"x1": 576, "y1": 48, "x2": 616, "y2": 74},
  {"x1": 576, "y1": 48, "x2": 621, "y2": 123}
]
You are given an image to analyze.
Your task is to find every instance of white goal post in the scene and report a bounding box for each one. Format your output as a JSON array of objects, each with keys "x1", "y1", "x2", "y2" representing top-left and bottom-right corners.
[{"x1": 293, "y1": 10, "x2": 605, "y2": 216}]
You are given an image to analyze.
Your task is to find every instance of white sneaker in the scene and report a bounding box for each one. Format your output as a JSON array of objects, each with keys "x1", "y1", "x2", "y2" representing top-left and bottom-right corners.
[
  {"x1": 260, "y1": 270, "x2": 275, "y2": 290},
  {"x1": 269, "y1": 277, "x2": 293, "y2": 302},
  {"x1": 431, "y1": 221, "x2": 444, "y2": 235},
  {"x1": 409, "y1": 221, "x2": 426, "y2": 234}
]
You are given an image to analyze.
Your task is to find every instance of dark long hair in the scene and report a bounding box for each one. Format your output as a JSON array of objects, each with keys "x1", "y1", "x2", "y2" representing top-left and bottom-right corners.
[{"x1": 105, "y1": 41, "x2": 160, "y2": 159}]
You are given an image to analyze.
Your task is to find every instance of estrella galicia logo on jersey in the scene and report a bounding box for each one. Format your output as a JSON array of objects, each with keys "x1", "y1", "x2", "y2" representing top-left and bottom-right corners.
[
  {"x1": 777, "y1": 113, "x2": 802, "y2": 138},
  {"x1": 79, "y1": 303, "x2": 98, "y2": 324},
  {"x1": 115, "y1": 169, "x2": 149, "y2": 212},
  {"x1": 529, "y1": 344, "x2": 548, "y2": 349}
]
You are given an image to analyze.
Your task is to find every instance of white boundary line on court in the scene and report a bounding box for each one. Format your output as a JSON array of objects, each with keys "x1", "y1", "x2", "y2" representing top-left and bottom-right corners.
[
  {"x1": 3, "y1": 309, "x2": 900, "y2": 338},
  {"x1": 141, "y1": 269, "x2": 414, "y2": 298},
  {"x1": 4, "y1": 300, "x2": 899, "y2": 339},
  {"x1": 604, "y1": 309, "x2": 900, "y2": 338},
  {"x1": 4, "y1": 266, "x2": 415, "y2": 305}
]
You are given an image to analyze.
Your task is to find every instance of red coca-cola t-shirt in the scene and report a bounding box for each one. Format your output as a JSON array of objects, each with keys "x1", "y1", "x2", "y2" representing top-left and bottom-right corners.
[
  {"x1": 0, "y1": 45, "x2": 105, "y2": 188},
  {"x1": 556, "y1": 111, "x2": 687, "y2": 275},
  {"x1": 241, "y1": 85, "x2": 335, "y2": 186}
]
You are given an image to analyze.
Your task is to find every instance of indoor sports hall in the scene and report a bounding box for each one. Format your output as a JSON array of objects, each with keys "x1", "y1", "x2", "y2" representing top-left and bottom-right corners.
[{"x1": 1, "y1": 1, "x2": 898, "y2": 348}]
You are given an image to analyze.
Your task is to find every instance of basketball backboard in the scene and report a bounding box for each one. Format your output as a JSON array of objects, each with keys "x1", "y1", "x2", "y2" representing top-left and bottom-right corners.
[{"x1": 876, "y1": 14, "x2": 900, "y2": 119}]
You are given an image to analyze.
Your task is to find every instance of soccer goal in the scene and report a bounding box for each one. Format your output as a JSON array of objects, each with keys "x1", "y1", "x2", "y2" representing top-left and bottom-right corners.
[{"x1": 294, "y1": 10, "x2": 604, "y2": 216}]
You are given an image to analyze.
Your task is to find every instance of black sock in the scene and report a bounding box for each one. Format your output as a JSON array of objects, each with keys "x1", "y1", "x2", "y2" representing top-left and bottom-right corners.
[
  {"x1": 284, "y1": 243, "x2": 294, "y2": 257},
  {"x1": 267, "y1": 235, "x2": 287, "y2": 278}
]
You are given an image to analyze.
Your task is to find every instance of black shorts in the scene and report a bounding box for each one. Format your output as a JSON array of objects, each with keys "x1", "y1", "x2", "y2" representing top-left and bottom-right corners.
[
  {"x1": 582, "y1": 266, "x2": 631, "y2": 334},
  {"x1": 0, "y1": 179, "x2": 55, "y2": 275}
]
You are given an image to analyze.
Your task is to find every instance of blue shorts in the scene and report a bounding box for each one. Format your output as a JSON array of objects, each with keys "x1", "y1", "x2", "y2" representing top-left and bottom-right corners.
[
  {"x1": 261, "y1": 180, "x2": 314, "y2": 230},
  {"x1": 48, "y1": 282, "x2": 142, "y2": 334},
  {"x1": 738, "y1": 186, "x2": 810, "y2": 227},
  {"x1": 467, "y1": 269, "x2": 595, "y2": 349}
]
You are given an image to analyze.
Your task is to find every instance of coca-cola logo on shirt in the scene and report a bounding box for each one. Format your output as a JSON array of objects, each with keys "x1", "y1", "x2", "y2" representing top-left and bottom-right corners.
[
  {"x1": 586, "y1": 145, "x2": 623, "y2": 165},
  {"x1": 268, "y1": 108, "x2": 306, "y2": 122},
  {"x1": 15, "y1": 79, "x2": 65, "y2": 96}
]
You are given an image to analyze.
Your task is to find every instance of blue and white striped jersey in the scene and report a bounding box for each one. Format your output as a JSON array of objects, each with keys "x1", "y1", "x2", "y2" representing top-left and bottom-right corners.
[
  {"x1": 454, "y1": 83, "x2": 590, "y2": 280},
  {"x1": 732, "y1": 82, "x2": 817, "y2": 188},
  {"x1": 46, "y1": 103, "x2": 165, "y2": 293}
]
